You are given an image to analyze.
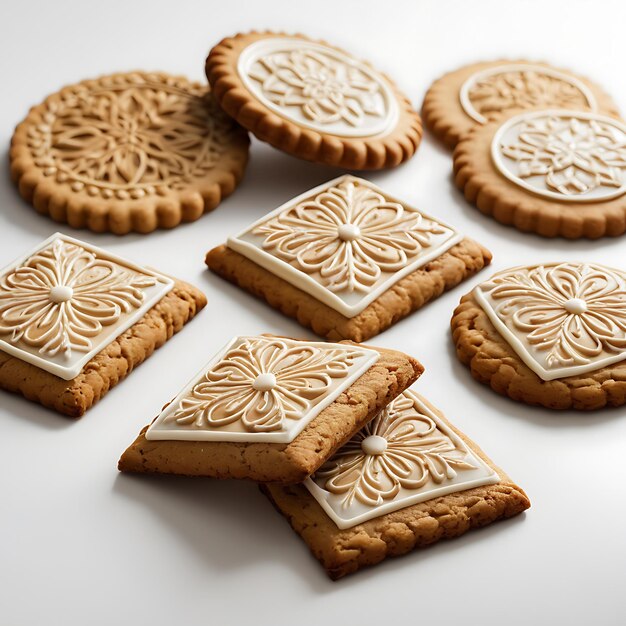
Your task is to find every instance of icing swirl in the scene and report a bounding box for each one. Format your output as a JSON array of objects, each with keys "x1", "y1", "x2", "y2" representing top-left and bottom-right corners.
[
  {"x1": 305, "y1": 390, "x2": 500, "y2": 528},
  {"x1": 0, "y1": 238, "x2": 157, "y2": 359},
  {"x1": 253, "y1": 178, "x2": 449, "y2": 294},
  {"x1": 492, "y1": 110, "x2": 626, "y2": 202},
  {"x1": 460, "y1": 64, "x2": 596, "y2": 124},
  {"x1": 238, "y1": 38, "x2": 397, "y2": 137},
  {"x1": 165, "y1": 336, "x2": 366, "y2": 433},
  {"x1": 475, "y1": 262, "x2": 626, "y2": 380},
  {"x1": 314, "y1": 392, "x2": 478, "y2": 508}
]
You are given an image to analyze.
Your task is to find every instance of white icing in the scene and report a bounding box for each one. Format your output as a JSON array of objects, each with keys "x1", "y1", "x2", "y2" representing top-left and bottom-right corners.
[
  {"x1": 49, "y1": 285, "x2": 74, "y2": 303},
  {"x1": 227, "y1": 175, "x2": 463, "y2": 318},
  {"x1": 337, "y1": 223, "x2": 361, "y2": 242},
  {"x1": 563, "y1": 298, "x2": 587, "y2": 315},
  {"x1": 459, "y1": 63, "x2": 598, "y2": 124},
  {"x1": 474, "y1": 262, "x2": 626, "y2": 381},
  {"x1": 360, "y1": 434, "x2": 387, "y2": 455},
  {"x1": 0, "y1": 233, "x2": 173, "y2": 380},
  {"x1": 252, "y1": 372, "x2": 277, "y2": 392},
  {"x1": 237, "y1": 38, "x2": 399, "y2": 138},
  {"x1": 304, "y1": 390, "x2": 500, "y2": 529},
  {"x1": 491, "y1": 109, "x2": 626, "y2": 202},
  {"x1": 146, "y1": 336, "x2": 379, "y2": 444}
]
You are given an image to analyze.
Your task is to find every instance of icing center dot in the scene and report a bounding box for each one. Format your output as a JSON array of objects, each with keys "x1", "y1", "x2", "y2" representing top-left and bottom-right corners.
[
  {"x1": 361, "y1": 435, "x2": 388, "y2": 456},
  {"x1": 563, "y1": 298, "x2": 587, "y2": 315},
  {"x1": 49, "y1": 285, "x2": 74, "y2": 303},
  {"x1": 252, "y1": 373, "x2": 277, "y2": 392},
  {"x1": 337, "y1": 223, "x2": 361, "y2": 242}
]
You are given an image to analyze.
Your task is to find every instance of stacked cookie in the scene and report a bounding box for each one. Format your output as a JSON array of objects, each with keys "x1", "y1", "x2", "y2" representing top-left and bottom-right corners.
[
  {"x1": 0, "y1": 233, "x2": 528, "y2": 577},
  {"x1": 118, "y1": 334, "x2": 529, "y2": 579},
  {"x1": 423, "y1": 60, "x2": 625, "y2": 238}
]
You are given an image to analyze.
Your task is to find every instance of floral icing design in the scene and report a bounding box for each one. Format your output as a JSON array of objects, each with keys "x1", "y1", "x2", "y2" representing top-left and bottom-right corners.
[
  {"x1": 253, "y1": 179, "x2": 448, "y2": 293},
  {"x1": 245, "y1": 44, "x2": 389, "y2": 130},
  {"x1": 314, "y1": 393, "x2": 478, "y2": 508},
  {"x1": 166, "y1": 336, "x2": 363, "y2": 433},
  {"x1": 27, "y1": 73, "x2": 234, "y2": 199},
  {"x1": 463, "y1": 67, "x2": 594, "y2": 123},
  {"x1": 0, "y1": 239, "x2": 157, "y2": 358},
  {"x1": 481, "y1": 263, "x2": 626, "y2": 369},
  {"x1": 496, "y1": 113, "x2": 626, "y2": 199}
]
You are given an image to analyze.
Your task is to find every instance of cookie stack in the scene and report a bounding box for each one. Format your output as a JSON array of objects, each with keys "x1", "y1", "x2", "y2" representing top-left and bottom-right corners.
[
  {"x1": 3, "y1": 31, "x2": 626, "y2": 580},
  {"x1": 118, "y1": 334, "x2": 529, "y2": 579},
  {"x1": 423, "y1": 60, "x2": 625, "y2": 238}
]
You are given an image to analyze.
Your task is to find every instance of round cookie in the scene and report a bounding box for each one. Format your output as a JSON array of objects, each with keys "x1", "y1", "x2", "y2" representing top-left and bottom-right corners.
[
  {"x1": 453, "y1": 109, "x2": 626, "y2": 238},
  {"x1": 451, "y1": 262, "x2": 626, "y2": 410},
  {"x1": 206, "y1": 31, "x2": 422, "y2": 170},
  {"x1": 422, "y1": 60, "x2": 620, "y2": 148},
  {"x1": 11, "y1": 71, "x2": 250, "y2": 234}
]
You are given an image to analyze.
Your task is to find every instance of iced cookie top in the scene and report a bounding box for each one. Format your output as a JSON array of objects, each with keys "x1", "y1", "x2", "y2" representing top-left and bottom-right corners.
[
  {"x1": 474, "y1": 262, "x2": 626, "y2": 381},
  {"x1": 146, "y1": 335, "x2": 379, "y2": 444},
  {"x1": 305, "y1": 389, "x2": 499, "y2": 529},
  {"x1": 460, "y1": 63, "x2": 598, "y2": 124},
  {"x1": 422, "y1": 59, "x2": 619, "y2": 151},
  {"x1": 237, "y1": 37, "x2": 399, "y2": 138},
  {"x1": 0, "y1": 233, "x2": 173, "y2": 379},
  {"x1": 228, "y1": 175, "x2": 462, "y2": 318},
  {"x1": 491, "y1": 109, "x2": 626, "y2": 203},
  {"x1": 206, "y1": 32, "x2": 422, "y2": 170}
]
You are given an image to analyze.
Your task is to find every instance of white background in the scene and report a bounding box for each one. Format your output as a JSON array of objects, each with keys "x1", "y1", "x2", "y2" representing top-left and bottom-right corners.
[{"x1": 1, "y1": 1, "x2": 625, "y2": 624}]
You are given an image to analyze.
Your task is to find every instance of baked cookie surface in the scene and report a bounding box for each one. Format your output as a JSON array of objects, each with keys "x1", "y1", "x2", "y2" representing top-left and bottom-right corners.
[
  {"x1": 11, "y1": 71, "x2": 249, "y2": 234},
  {"x1": 423, "y1": 59, "x2": 619, "y2": 148},
  {"x1": 118, "y1": 335, "x2": 423, "y2": 482},
  {"x1": 453, "y1": 109, "x2": 626, "y2": 238},
  {"x1": 206, "y1": 32, "x2": 422, "y2": 169},
  {"x1": 207, "y1": 175, "x2": 492, "y2": 341},
  {"x1": 0, "y1": 234, "x2": 206, "y2": 416},
  {"x1": 451, "y1": 263, "x2": 626, "y2": 410},
  {"x1": 263, "y1": 390, "x2": 530, "y2": 579}
]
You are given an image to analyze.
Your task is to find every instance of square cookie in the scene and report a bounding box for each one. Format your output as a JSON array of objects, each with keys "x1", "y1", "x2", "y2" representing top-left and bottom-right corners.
[
  {"x1": 0, "y1": 233, "x2": 206, "y2": 416},
  {"x1": 262, "y1": 389, "x2": 530, "y2": 579},
  {"x1": 118, "y1": 335, "x2": 423, "y2": 483},
  {"x1": 206, "y1": 175, "x2": 492, "y2": 342}
]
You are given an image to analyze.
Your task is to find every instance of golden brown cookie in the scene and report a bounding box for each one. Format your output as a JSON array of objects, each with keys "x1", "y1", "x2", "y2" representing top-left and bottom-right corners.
[
  {"x1": 453, "y1": 109, "x2": 626, "y2": 238},
  {"x1": 0, "y1": 234, "x2": 207, "y2": 416},
  {"x1": 451, "y1": 263, "x2": 626, "y2": 410},
  {"x1": 206, "y1": 175, "x2": 492, "y2": 341},
  {"x1": 262, "y1": 389, "x2": 530, "y2": 579},
  {"x1": 11, "y1": 71, "x2": 249, "y2": 234},
  {"x1": 422, "y1": 59, "x2": 620, "y2": 148},
  {"x1": 206, "y1": 32, "x2": 422, "y2": 169},
  {"x1": 118, "y1": 336, "x2": 423, "y2": 483}
]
